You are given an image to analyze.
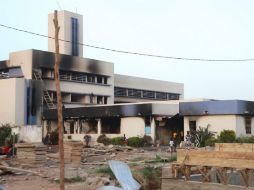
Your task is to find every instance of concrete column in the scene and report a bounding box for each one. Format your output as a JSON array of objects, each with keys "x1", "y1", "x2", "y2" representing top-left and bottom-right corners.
[
  {"x1": 151, "y1": 117, "x2": 156, "y2": 143},
  {"x1": 77, "y1": 120, "x2": 80, "y2": 134},
  {"x1": 43, "y1": 120, "x2": 47, "y2": 137},
  {"x1": 97, "y1": 119, "x2": 101, "y2": 135}
]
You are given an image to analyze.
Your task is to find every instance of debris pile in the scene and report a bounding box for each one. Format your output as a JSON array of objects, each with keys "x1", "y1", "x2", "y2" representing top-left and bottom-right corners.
[
  {"x1": 64, "y1": 141, "x2": 83, "y2": 163},
  {"x1": 82, "y1": 144, "x2": 135, "y2": 163},
  {"x1": 15, "y1": 143, "x2": 47, "y2": 165}
]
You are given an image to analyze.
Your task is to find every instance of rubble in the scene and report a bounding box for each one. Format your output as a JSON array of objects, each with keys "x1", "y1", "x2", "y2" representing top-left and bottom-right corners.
[
  {"x1": 64, "y1": 141, "x2": 83, "y2": 163},
  {"x1": 15, "y1": 143, "x2": 47, "y2": 165},
  {"x1": 82, "y1": 145, "x2": 135, "y2": 163}
]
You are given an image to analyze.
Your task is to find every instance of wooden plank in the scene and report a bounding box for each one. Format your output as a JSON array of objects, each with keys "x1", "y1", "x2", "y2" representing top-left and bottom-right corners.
[
  {"x1": 177, "y1": 149, "x2": 254, "y2": 169},
  {"x1": 240, "y1": 169, "x2": 251, "y2": 187},
  {"x1": 177, "y1": 149, "x2": 254, "y2": 160},
  {"x1": 215, "y1": 143, "x2": 254, "y2": 152}
]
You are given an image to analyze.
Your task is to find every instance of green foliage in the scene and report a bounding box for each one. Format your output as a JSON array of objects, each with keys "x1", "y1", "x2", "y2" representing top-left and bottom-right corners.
[
  {"x1": 97, "y1": 134, "x2": 110, "y2": 145},
  {"x1": 96, "y1": 166, "x2": 115, "y2": 179},
  {"x1": 0, "y1": 123, "x2": 17, "y2": 147},
  {"x1": 169, "y1": 155, "x2": 177, "y2": 162},
  {"x1": 140, "y1": 166, "x2": 154, "y2": 179},
  {"x1": 195, "y1": 125, "x2": 216, "y2": 147},
  {"x1": 219, "y1": 130, "x2": 236, "y2": 143},
  {"x1": 155, "y1": 155, "x2": 162, "y2": 162},
  {"x1": 109, "y1": 137, "x2": 124, "y2": 145},
  {"x1": 127, "y1": 136, "x2": 145, "y2": 147},
  {"x1": 236, "y1": 136, "x2": 254, "y2": 143},
  {"x1": 54, "y1": 176, "x2": 84, "y2": 183},
  {"x1": 205, "y1": 137, "x2": 219, "y2": 147}
]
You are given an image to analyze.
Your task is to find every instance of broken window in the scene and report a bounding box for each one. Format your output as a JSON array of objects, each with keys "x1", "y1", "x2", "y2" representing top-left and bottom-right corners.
[
  {"x1": 90, "y1": 93, "x2": 95, "y2": 104},
  {"x1": 104, "y1": 96, "x2": 108, "y2": 104},
  {"x1": 97, "y1": 96, "x2": 103, "y2": 104},
  {"x1": 104, "y1": 77, "x2": 108, "y2": 84},
  {"x1": 114, "y1": 87, "x2": 127, "y2": 97},
  {"x1": 87, "y1": 75, "x2": 95, "y2": 83},
  {"x1": 97, "y1": 76, "x2": 103, "y2": 84},
  {"x1": 189, "y1": 121, "x2": 196, "y2": 133},
  {"x1": 79, "y1": 119, "x2": 98, "y2": 134},
  {"x1": 101, "y1": 117, "x2": 120, "y2": 134},
  {"x1": 245, "y1": 117, "x2": 252, "y2": 134},
  {"x1": 64, "y1": 120, "x2": 75, "y2": 134}
]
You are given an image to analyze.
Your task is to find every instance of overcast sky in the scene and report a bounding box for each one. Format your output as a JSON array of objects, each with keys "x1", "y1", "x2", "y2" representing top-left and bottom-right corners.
[{"x1": 1, "y1": 0, "x2": 254, "y2": 100}]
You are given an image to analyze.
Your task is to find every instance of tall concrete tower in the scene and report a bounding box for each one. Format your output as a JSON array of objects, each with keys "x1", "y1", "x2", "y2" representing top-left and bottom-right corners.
[{"x1": 48, "y1": 10, "x2": 83, "y2": 57}]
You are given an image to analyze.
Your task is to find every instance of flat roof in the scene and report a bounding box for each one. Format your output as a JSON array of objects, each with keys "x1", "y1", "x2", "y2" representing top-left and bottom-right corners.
[
  {"x1": 43, "y1": 102, "x2": 180, "y2": 120},
  {"x1": 180, "y1": 100, "x2": 254, "y2": 116}
]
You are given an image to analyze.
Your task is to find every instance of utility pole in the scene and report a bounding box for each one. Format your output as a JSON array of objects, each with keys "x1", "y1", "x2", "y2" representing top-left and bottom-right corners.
[{"x1": 53, "y1": 10, "x2": 65, "y2": 190}]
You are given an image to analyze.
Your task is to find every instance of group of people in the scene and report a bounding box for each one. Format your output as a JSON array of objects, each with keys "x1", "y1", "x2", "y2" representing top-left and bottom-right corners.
[{"x1": 168, "y1": 131, "x2": 194, "y2": 152}]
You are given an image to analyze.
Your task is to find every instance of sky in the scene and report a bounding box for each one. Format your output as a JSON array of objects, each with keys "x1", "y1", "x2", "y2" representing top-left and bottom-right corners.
[{"x1": 1, "y1": 0, "x2": 254, "y2": 100}]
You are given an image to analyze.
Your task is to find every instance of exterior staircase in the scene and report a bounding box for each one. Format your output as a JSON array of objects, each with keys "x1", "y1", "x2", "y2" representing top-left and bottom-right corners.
[{"x1": 33, "y1": 70, "x2": 55, "y2": 109}]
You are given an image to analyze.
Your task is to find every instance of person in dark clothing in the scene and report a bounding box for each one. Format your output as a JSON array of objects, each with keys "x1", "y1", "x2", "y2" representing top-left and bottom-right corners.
[{"x1": 123, "y1": 134, "x2": 128, "y2": 145}]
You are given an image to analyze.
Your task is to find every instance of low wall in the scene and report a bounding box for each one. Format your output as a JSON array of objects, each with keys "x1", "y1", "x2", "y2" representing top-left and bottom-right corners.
[{"x1": 18, "y1": 125, "x2": 42, "y2": 143}]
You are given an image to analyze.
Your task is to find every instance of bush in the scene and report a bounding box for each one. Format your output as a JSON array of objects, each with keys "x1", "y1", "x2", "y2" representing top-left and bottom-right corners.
[
  {"x1": 236, "y1": 136, "x2": 254, "y2": 143},
  {"x1": 219, "y1": 130, "x2": 236, "y2": 143},
  {"x1": 97, "y1": 134, "x2": 110, "y2": 145},
  {"x1": 109, "y1": 137, "x2": 124, "y2": 145},
  {"x1": 127, "y1": 137, "x2": 145, "y2": 147},
  {"x1": 205, "y1": 137, "x2": 219, "y2": 146},
  {"x1": 195, "y1": 125, "x2": 216, "y2": 147},
  {"x1": 0, "y1": 123, "x2": 17, "y2": 147}
]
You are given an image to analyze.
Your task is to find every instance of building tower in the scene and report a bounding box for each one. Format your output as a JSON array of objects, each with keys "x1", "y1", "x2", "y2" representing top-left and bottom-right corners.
[{"x1": 48, "y1": 10, "x2": 83, "y2": 57}]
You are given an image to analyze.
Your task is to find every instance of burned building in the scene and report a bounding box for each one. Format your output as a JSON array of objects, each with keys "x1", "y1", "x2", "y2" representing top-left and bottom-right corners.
[{"x1": 0, "y1": 10, "x2": 184, "y2": 127}]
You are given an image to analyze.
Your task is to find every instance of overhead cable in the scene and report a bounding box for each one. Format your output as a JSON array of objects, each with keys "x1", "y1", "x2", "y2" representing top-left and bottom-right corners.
[{"x1": 1, "y1": 23, "x2": 254, "y2": 62}]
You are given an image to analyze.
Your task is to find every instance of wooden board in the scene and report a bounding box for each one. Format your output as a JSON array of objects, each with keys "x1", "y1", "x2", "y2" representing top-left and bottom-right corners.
[
  {"x1": 215, "y1": 143, "x2": 254, "y2": 152},
  {"x1": 177, "y1": 149, "x2": 254, "y2": 169}
]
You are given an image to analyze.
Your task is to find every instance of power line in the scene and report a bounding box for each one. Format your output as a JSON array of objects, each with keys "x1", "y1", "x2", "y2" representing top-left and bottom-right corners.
[{"x1": 1, "y1": 23, "x2": 254, "y2": 62}]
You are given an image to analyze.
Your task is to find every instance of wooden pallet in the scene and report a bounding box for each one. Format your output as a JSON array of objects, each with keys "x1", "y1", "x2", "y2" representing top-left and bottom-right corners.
[{"x1": 172, "y1": 149, "x2": 254, "y2": 187}]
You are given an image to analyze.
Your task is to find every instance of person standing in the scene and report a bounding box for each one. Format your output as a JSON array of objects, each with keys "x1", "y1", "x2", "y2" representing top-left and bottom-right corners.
[
  {"x1": 185, "y1": 131, "x2": 192, "y2": 149},
  {"x1": 123, "y1": 134, "x2": 128, "y2": 146},
  {"x1": 169, "y1": 139, "x2": 174, "y2": 152}
]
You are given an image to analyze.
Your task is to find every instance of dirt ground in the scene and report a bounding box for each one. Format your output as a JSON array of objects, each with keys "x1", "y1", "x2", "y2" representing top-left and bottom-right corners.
[
  {"x1": 0, "y1": 146, "x2": 174, "y2": 190},
  {"x1": 2, "y1": 175, "x2": 102, "y2": 190}
]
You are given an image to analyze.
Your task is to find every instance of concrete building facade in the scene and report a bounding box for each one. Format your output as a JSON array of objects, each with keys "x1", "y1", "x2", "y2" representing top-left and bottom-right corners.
[
  {"x1": 114, "y1": 74, "x2": 183, "y2": 103},
  {"x1": 0, "y1": 49, "x2": 114, "y2": 125},
  {"x1": 0, "y1": 78, "x2": 26, "y2": 125},
  {"x1": 43, "y1": 101, "x2": 182, "y2": 144},
  {"x1": 180, "y1": 100, "x2": 254, "y2": 137},
  {"x1": 48, "y1": 10, "x2": 83, "y2": 57},
  {"x1": 0, "y1": 10, "x2": 183, "y2": 127},
  {"x1": 42, "y1": 100, "x2": 254, "y2": 144}
]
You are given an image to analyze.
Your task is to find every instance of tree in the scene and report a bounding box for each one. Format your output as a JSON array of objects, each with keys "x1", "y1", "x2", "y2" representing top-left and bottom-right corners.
[{"x1": 195, "y1": 125, "x2": 216, "y2": 147}]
